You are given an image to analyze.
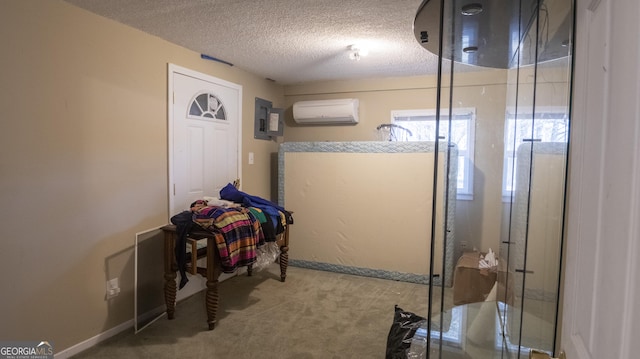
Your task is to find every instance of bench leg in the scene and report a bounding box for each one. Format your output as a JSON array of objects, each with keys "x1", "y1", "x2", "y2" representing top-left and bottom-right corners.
[
  {"x1": 279, "y1": 246, "x2": 289, "y2": 282},
  {"x1": 164, "y1": 272, "x2": 177, "y2": 319},
  {"x1": 205, "y1": 276, "x2": 219, "y2": 330},
  {"x1": 206, "y1": 237, "x2": 220, "y2": 330},
  {"x1": 164, "y1": 232, "x2": 177, "y2": 320}
]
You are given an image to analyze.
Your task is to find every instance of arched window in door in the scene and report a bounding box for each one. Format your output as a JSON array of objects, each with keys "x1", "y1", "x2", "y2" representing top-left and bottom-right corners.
[{"x1": 188, "y1": 92, "x2": 227, "y2": 121}]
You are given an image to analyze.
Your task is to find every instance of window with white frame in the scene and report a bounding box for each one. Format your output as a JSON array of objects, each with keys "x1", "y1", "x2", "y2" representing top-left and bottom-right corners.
[
  {"x1": 502, "y1": 111, "x2": 569, "y2": 197},
  {"x1": 391, "y1": 108, "x2": 476, "y2": 200}
]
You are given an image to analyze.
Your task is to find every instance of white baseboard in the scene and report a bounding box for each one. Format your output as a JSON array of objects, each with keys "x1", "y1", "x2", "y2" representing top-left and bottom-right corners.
[
  {"x1": 54, "y1": 318, "x2": 133, "y2": 359},
  {"x1": 56, "y1": 272, "x2": 239, "y2": 358}
]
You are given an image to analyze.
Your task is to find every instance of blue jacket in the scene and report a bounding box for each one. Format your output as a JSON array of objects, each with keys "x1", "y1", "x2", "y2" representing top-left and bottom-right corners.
[{"x1": 219, "y1": 183, "x2": 292, "y2": 233}]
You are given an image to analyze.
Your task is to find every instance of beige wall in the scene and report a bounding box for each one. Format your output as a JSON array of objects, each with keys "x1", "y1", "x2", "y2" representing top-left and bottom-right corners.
[
  {"x1": 0, "y1": 0, "x2": 282, "y2": 352},
  {"x1": 280, "y1": 65, "x2": 569, "y2": 257},
  {"x1": 282, "y1": 150, "x2": 446, "y2": 276},
  {"x1": 282, "y1": 71, "x2": 510, "y2": 254},
  {"x1": 523, "y1": 152, "x2": 565, "y2": 296}
]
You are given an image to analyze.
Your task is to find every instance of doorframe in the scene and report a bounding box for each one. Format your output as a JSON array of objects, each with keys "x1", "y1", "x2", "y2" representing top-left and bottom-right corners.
[
  {"x1": 167, "y1": 63, "x2": 243, "y2": 220},
  {"x1": 562, "y1": 0, "x2": 640, "y2": 357}
]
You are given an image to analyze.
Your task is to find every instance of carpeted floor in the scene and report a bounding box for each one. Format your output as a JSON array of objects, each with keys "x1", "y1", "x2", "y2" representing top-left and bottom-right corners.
[{"x1": 71, "y1": 266, "x2": 450, "y2": 359}]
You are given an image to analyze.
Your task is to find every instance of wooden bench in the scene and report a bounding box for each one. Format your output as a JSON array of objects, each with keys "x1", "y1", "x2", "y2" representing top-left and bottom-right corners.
[{"x1": 161, "y1": 224, "x2": 290, "y2": 330}]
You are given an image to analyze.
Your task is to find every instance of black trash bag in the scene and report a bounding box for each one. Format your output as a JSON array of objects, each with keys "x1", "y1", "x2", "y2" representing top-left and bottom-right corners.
[{"x1": 385, "y1": 305, "x2": 427, "y2": 359}]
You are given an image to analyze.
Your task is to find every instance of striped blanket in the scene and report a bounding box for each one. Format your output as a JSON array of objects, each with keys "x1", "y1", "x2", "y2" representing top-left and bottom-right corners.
[{"x1": 194, "y1": 206, "x2": 264, "y2": 273}]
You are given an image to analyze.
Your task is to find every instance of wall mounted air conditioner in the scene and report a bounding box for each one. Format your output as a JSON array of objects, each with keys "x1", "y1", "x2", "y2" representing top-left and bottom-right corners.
[{"x1": 292, "y1": 98, "x2": 359, "y2": 124}]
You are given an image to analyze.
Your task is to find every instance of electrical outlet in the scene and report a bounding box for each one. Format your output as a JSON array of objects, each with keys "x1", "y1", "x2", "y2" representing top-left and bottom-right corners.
[
  {"x1": 106, "y1": 278, "x2": 120, "y2": 299},
  {"x1": 460, "y1": 241, "x2": 468, "y2": 250}
]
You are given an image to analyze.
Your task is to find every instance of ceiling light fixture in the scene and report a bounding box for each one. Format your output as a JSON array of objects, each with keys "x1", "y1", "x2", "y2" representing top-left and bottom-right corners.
[
  {"x1": 348, "y1": 45, "x2": 369, "y2": 61},
  {"x1": 461, "y1": 3, "x2": 483, "y2": 16}
]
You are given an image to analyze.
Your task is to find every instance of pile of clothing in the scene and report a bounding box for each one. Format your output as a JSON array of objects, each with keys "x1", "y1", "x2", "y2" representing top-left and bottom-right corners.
[{"x1": 171, "y1": 183, "x2": 293, "y2": 289}]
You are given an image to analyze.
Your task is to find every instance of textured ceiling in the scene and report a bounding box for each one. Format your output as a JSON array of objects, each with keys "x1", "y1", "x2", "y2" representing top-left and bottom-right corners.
[{"x1": 64, "y1": 0, "x2": 442, "y2": 84}]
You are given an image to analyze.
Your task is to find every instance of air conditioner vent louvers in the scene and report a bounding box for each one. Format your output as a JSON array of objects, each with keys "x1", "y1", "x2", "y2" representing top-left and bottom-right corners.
[{"x1": 292, "y1": 98, "x2": 359, "y2": 125}]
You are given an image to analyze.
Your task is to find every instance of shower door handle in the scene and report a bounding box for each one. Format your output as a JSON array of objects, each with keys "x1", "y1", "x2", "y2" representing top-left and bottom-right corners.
[{"x1": 515, "y1": 268, "x2": 534, "y2": 274}]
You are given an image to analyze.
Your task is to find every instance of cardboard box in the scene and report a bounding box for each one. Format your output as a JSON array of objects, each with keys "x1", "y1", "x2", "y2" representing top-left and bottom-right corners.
[{"x1": 453, "y1": 251, "x2": 498, "y2": 305}]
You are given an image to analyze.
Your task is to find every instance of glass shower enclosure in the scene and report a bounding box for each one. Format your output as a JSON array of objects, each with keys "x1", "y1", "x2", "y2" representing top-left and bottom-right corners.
[{"x1": 412, "y1": 0, "x2": 574, "y2": 358}]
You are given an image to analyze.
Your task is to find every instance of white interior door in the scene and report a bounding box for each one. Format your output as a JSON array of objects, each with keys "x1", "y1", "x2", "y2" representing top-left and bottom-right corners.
[
  {"x1": 169, "y1": 65, "x2": 242, "y2": 217},
  {"x1": 167, "y1": 65, "x2": 242, "y2": 298},
  {"x1": 562, "y1": 0, "x2": 640, "y2": 358}
]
